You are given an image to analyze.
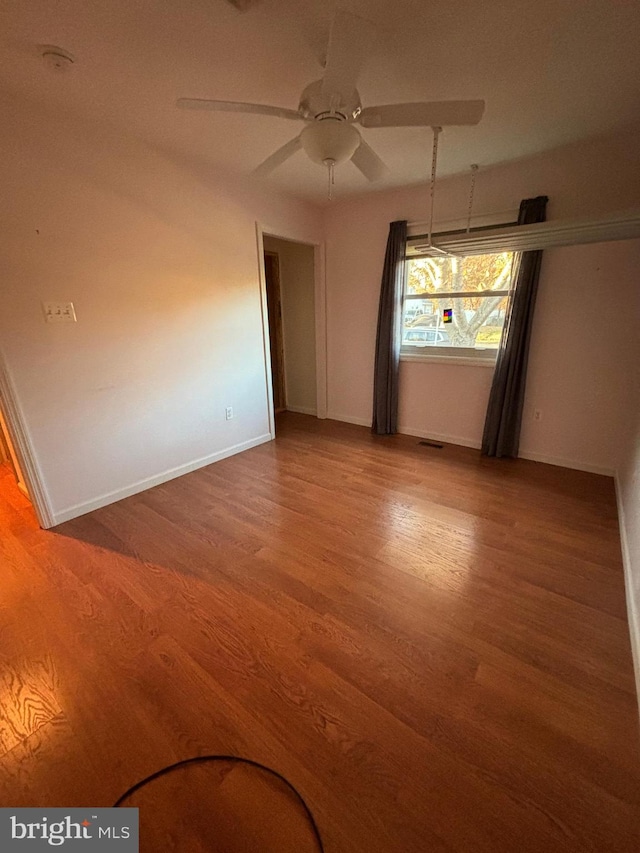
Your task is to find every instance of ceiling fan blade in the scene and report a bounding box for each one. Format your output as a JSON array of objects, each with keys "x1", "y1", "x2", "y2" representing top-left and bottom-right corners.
[
  {"x1": 177, "y1": 98, "x2": 302, "y2": 121},
  {"x1": 321, "y1": 10, "x2": 375, "y2": 101},
  {"x1": 253, "y1": 135, "x2": 303, "y2": 177},
  {"x1": 360, "y1": 100, "x2": 485, "y2": 128},
  {"x1": 350, "y1": 139, "x2": 389, "y2": 182}
]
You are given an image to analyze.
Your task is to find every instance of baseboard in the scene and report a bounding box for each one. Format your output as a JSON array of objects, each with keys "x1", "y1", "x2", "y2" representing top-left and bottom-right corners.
[
  {"x1": 317, "y1": 415, "x2": 616, "y2": 476},
  {"x1": 51, "y1": 433, "x2": 273, "y2": 526},
  {"x1": 327, "y1": 418, "x2": 480, "y2": 450},
  {"x1": 615, "y1": 472, "x2": 640, "y2": 716},
  {"x1": 518, "y1": 449, "x2": 615, "y2": 477},
  {"x1": 400, "y1": 434, "x2": 614, "y2": 474},
  {"x1": 326, "y1": 412, "x2": 372, "y2": 428},
  {"x1": 398, "y1": 426, "x2": 481, "y2": 450},
  {"x1": 285, "y1": 405, "x2": 317, "y2": 416}
]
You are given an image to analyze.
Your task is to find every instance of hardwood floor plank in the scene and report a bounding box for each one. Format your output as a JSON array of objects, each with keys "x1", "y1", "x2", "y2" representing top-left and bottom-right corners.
[{"x1": 0, "y1": 413, "x2": 638, "y2": 851}]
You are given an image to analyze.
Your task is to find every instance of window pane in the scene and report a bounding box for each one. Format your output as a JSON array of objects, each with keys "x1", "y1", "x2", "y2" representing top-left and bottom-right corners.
[
  {"x1": 406, "y1": 252, "x2": 515, "y2": 296},
  {"x1": 402, "y1": 252, "x2": 515, "y2": 352},
  {"x1": 402, "y1": 295, "x2": 509, "y2": 349}
]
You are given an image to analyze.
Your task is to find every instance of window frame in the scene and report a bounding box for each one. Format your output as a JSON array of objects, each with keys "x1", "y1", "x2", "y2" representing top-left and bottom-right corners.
[{"x1": 401, "y1": 228, "x2": 519, "y2": 366}]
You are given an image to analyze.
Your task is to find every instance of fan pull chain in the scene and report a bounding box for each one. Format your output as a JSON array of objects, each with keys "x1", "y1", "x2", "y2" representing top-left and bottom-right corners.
[
  {"x1": 327, "y1": 160, "x2": 335, "y2": 201},
  {"x1": 427, "y1": 126, "x2": 442, "y2": 247},
  {"x1": 466, "y1": 164, "x2": 479, "y2": 233}
]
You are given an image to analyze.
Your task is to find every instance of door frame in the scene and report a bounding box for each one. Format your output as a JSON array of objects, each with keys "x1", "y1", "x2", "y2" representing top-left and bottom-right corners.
[
  {"x1": 0, "y1": 351, "x2": 55, "y2": 527},
  {"x1": 255, "y1": 223, "x2": 327, "y2": 439}
]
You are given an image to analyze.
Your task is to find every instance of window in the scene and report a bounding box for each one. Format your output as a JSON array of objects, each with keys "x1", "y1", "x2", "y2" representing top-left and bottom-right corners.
[{"x1": 401, "y1": 251, "x2": 518, "y2": 362}]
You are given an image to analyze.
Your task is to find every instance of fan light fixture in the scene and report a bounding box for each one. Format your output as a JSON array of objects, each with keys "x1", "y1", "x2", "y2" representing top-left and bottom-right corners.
[
  {"x1": 176, "y1": 9, "x2": 486, "y2": 194},
  {"x1": 300, "y1": 118, "x2": 361, "y2": 167}
]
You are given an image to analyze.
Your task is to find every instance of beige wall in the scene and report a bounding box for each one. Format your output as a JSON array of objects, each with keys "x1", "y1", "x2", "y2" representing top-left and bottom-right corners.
[
  {"x1": 0, "y1": 93, "x2": 322, "y2": 523},
  {"x1": 324, "y1": 124, "x2": 640, "y2": 474}
]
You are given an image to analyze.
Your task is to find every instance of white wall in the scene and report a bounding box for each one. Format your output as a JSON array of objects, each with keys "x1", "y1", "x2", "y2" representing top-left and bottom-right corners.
[
  {"x1": 263, "y1": 236, "x2": 317, "y2": 415},
  {"x1": 518, "y1": 240, "x2": 640, "y2": 473},
  {"x1": 324, "y1": 124, "x2": 640, "y2": 474},
  {"x1": 0, "y1": 93, "x2": 322, "y2": 524}
]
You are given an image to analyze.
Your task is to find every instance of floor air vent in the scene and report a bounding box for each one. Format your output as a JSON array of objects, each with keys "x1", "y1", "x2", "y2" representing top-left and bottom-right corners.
[{"x1": 418, "y1": 440, "x2": 444, "y2": 449}]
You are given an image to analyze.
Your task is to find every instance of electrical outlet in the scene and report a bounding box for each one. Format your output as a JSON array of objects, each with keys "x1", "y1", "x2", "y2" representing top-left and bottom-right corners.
[
  {"x1": 533, "y1": 409, "x2": 542, "y2": 421},
  {"x1": 43, "y1": 301, "x2": 76, "y2": 323},
  {"x1": 225, "y1": 406, "x2": 233, "y2": 420}
]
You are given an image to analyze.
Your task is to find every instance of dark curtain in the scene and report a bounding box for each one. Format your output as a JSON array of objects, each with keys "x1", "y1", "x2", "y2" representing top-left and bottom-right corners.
[
  {"x1": 372, "y1": 220, "x2": 407, "y2": 434},
  {"x1": 481, "y1": 196, "x2": 548, "y2": 457}
]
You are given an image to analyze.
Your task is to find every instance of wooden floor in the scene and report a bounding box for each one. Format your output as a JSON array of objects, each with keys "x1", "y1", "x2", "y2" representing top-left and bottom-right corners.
[{"x1": 0, "y1": 415, "x2": 639, "y2": 851}]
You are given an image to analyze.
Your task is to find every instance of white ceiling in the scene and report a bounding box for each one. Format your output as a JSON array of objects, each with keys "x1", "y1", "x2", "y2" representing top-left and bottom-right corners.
[{"x1": 1, "y1": 0, "x2": 639, "y2": 204}]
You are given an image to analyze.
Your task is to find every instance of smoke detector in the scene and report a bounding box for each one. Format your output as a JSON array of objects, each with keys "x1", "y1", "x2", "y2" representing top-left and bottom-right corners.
[{"x1": 40, "y1": 46, "x2": 75, "y2": 72}]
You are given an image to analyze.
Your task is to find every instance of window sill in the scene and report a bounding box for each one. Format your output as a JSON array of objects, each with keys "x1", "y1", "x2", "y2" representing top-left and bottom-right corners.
[{"x1": 400, "y1": 352, "x2": 497, "y2": 367}]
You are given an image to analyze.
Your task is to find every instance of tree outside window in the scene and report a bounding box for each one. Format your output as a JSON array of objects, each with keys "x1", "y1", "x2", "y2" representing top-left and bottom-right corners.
[{"x1": 402, "y1": 252, "x2": 517, "y2": 355}]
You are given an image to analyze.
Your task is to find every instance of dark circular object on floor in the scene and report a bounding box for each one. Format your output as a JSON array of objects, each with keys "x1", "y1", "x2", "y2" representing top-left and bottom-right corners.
[{"x1": 114, "y1": 754, "x2": 324, "y2": 852}]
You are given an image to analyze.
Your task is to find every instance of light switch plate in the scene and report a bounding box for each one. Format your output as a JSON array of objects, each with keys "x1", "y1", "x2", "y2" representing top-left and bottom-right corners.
[{"x1": 43, "y1": 302, "x2": 76, "y2": 323}]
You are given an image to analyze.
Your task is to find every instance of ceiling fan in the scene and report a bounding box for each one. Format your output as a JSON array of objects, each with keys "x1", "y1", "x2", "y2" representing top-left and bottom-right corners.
[{"x1": 177, "y1": 10, "x2": 485, "y2": 184}]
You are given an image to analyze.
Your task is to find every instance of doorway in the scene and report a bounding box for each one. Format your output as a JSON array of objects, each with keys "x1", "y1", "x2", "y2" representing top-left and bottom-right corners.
[
  {"x1": 0, "y1": 403, "x2": 32, "y2": 517},
  {"x1": 263, "y1": 251, "x2": 287, "y2": 413},
  {"x1": 0, "y1": 361, "x2": 54, "y2": 528},
  {"x1": 0, "y1": 409, "x2": 28, "y2": 498},
  {"x1": 262, "y1": 235, "x2": 318, "y2": 427}
]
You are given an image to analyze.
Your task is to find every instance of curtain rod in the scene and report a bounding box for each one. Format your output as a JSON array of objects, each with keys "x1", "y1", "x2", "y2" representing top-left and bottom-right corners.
[
  {"x1": 407, "y1": 208, "x2": 640, "y2": 257},
  {"x1": 407, "y1": 209, "x2": 518, "y2": 230}
]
